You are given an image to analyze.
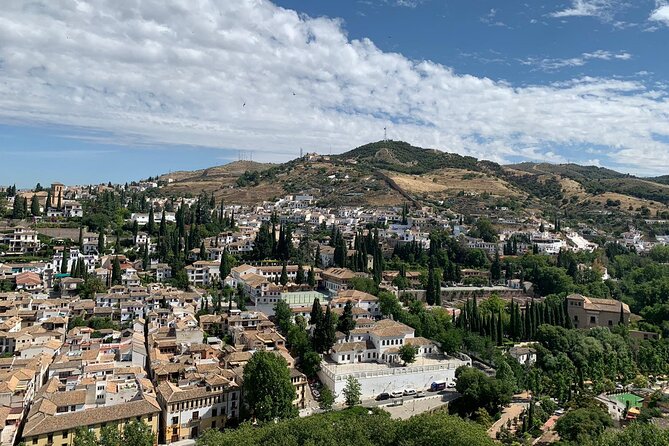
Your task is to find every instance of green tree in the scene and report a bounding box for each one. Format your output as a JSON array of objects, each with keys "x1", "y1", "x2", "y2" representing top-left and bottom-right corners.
[
  {"x1": 398, "y1": 343, "x2": 418, "y2": 365},
  {"x1": 12, "y1": 196, "x2": 25, "y2": 219},
  {"x1": 147, "y1": 207, "x2": 155, "y2": 234},
  {"x1": 274, "y1": 299, "x2": 293, "y2": 333},
  {"x1": 318, "y1": 385, "x2": 335, "y2": 411},
  {"x1": 296, "y1": 263, "x2": 305, "y2": 285},
  {"x1": 73, "y1": 427, "x2": 97, "y2": 446},
  {"x1": 555, "y1": 407, "x2": 612, "y2": 444},
  {"x1": 45, "y1": 189, "x2": 51, "y2": 212},
  {"x1": 343, "y1": 376, "x2": 361, "y2": 408},
  {"x1": 280, "y1": 261, "x2": 288, "y2": 285},
  {"x1": 122, "y1": 420, "x2": 155, "y2": 446},
  {"x1": 111, "y1": 256, "x2": 122, "y2": 285},
  {"x1": 321, "y1": 306, "x2": 337, "y2": 353},
  {"x1": 219, "y1": 248, "x2": 233, "y2": 282},
  {"x1": 595, "y1": 421, "x2": 669, "y2": 446},
  {"x1": 243, "y1": 351, "x2": 297, "y2": 421},
  {"x1": 469, "y1": 218, "x2": 498, "y2": 242},
  {"x1": 61, "y1": 249, "x2": 70, "y2": 274},
  {"x1": 100, "y1": 424, "x2": 122, "y2": 446},
  {"x1": 490, "y1": 251, "x2": 501, "y2": 283},
  {"x1": 301, "y1": 350, "x2": 322, "y2": 378},
  {"x1": 97, "y1": 228, "x2": 105, "y2": 254},
  {"x1": 30, "y1": 194, "x2": 40, "y2": 216},
  {"x1": 307, "y1": 266, "x2": 316, "y2": 288},
  {"x1": 337, "y1": 300, "x2": 356, "y2": 341}
]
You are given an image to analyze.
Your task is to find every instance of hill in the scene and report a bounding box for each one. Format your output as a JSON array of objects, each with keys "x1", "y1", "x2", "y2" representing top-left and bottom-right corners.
[{"x1": 154, "y1": 141, "x2": 669, "y2": 218}]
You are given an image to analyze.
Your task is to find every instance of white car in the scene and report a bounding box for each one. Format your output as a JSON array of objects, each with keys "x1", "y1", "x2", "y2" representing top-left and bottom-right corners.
[
  {"x1": 447, "y1": 382, "x2": 456, "y2": 388},
  {"x1": 390, "y1": 390, "x2": 404, "y2": 398},
  {"x1": 403, "y1": 388, "x2": 417, "y2": 396}
]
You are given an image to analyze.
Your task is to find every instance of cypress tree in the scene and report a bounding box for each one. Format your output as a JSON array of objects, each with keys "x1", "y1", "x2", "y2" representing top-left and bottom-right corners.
[
  {"x1": 111, "y1": 256, "x2": 122, "y2": 285},
  {"x1": 472, "y1": 296, "x2": 479, "y2": 332},
  {"x1": 280, "y1": 261, "x2": 288, "y2": 286},
  {"x1": 490, "y1": 251, "x2": 501, "y2": 283},
  {"x1": 524, "y1": 302, "x2": 531, "y2": 340},
  {"x1": 142, "y1": 245, "x2": 150, "y2": 271},
  {"x1": 219, "y1": 249, "x2": 231, "y2": 283},
  {"x1": 97, "y1": 228, "x2": 105, "y2": 254},
  {"x1": 30, "y1": 195, "x2": 40, "y2": 216},
  {"x1": 61, "y1": 249, "x2": 69, "y2": 274},
  {"x1": 497, "y1": 309, "x2": 503, "y2": 346},
  {"x1": 132, "y1": 220, "x2": 139, "y2": 242},
  {"x1": 45, "y1": 190, "x2": 52, "y2": 211},
  {"x1": 296, "y1": 264, "x2": 305, "y2": 285},
  {"x1": 147, "y1": 207, "x2": 155, "y2": 234},
  {"x1": 315, "y1": 245, "x2": 322, "y2": 268},
  {"x1": 425, "y1": 262, "x2": 436, "y2": 305},
  {"x1": 160, "y1": 210, "x2": 167, "y2": 239},
  {"x1": 310, "y1": 298, "x2": 322, "y2": 326},
  {"x1": 12, "y1": 196, "x2": 24, "y2": 219},
  {"x1": 323, "y1": 306, "x2": 336, "y2": 353},
  {"x1": 307, "y1": 266, "x2": 316, "y2": 288},
  {"x1": 509, "y1": 301, "x2": 516, "y2": 340}
]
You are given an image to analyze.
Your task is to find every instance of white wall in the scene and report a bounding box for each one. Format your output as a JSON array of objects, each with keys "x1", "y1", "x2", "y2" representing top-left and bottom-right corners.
[{"x1": 319, "y1": 358, "x2": 470, "y2": 403}]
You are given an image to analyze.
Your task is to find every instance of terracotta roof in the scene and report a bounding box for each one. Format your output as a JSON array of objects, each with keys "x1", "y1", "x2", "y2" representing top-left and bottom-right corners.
[
  {"x1": 322, "y1": 267, "x2": 356, "y2": 280},
  {"x1": 336, "y1": 289, "x2": 378, "y2": 302},
  {"x1": 568, "y1": 294, "x2": 630, "y2": 313},
  {"x1": 405, "y1": 336, "x2": 434, "y2": 346},
  {"x1": 157, "y1": 379, "x2": 237, "y2": 403},
  {"x1": 23, "y1": 397, "x2": 160, "y2": 437},
  {"x1": 369, "y1": 319, "x2": 414, "y2": 338}
]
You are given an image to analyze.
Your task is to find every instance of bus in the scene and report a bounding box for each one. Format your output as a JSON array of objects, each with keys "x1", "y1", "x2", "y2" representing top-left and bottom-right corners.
[{"x1": 430, "y1": 380, "x2": 446, "y2": 392}]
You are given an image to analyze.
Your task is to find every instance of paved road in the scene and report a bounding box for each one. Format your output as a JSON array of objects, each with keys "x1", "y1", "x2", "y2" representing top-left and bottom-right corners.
[
  {"x1": 300, "y1": 390, "x2": 460, "y2": 419},
  {"x1": 360, "y1": 391, "x2": 460, "y2": 419}
]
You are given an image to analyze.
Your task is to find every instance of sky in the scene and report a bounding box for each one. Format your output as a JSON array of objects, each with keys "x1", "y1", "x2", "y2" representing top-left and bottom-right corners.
[{"x1": 1, "y1": 0, "x2": 669, "y2": 187}]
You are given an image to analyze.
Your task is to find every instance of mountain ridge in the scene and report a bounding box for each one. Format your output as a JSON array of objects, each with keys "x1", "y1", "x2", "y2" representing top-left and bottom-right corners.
[{"x1": 156, "y1": 141, "x2": 669, "y2": 217}]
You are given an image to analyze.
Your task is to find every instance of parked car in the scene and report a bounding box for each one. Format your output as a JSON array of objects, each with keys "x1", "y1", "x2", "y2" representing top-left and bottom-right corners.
[
  {"x1": 390, "y1": 390, "x2": 404, "y2": 398},
  {"x1": 447, "y1": 382, "x2": 456, "y2": 388},
  {"x1": 403, "y1": 388, "x2": 417, "y2": 396},
  {"x1": 376, "y1": 392, "x2": 390, "y2": 401},
  {"x1": 414, "y1": 390, "x2": 425, "y2": 398}
]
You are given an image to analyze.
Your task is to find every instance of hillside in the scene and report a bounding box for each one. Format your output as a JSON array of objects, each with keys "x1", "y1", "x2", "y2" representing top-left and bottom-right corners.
[{"x1": 154, "y1": 141, "x2": 669, "y2": 218}]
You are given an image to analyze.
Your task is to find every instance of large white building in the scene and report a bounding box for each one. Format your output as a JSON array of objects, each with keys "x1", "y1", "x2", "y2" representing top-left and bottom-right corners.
[{"x1": 318, "y1": 318, "x2": 471, "y2": 402}]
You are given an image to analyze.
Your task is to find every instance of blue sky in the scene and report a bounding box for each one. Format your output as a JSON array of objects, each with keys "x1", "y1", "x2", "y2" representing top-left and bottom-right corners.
[{"x1": 1, "y1": 0, "x2": 668, "y2": 187}]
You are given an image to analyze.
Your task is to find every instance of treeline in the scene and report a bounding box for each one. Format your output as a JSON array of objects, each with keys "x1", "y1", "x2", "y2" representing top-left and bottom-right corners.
[{"x1": 196, "y1": 407, "x2": 495, "y2": 446}]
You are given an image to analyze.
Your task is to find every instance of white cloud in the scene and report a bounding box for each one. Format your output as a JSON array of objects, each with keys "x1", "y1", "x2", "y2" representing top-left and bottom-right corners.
[
  {"x1": 520, "y1": 50, "x2": 632, "y2": 71},
  {"x1": 0, "y1": 0, "x2": 668, "y2": 174},
  {"x1": 550, "y1": 0, "x2": 619, "y2": 20},
  {"x1": 650, "y1": 4, "x2": 669, "y2": 26}
]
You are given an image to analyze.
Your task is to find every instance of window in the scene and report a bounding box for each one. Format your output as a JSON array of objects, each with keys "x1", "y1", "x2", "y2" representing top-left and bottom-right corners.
[
  {"x1": 590, "y1": 316, "x2": 596, "y2": 323},
  {"x1": 212, "y1": 408, "x2": 217, "y2": 417},
  {"x1": 192, "y1": 411, "x2": 199, "y2": 420},
  {"x1": 63, "y1": 430, "x2": 68, "y2": 438},
  {"x1": 172, "y1": 416, "x2": 179, "y2": 425},
  {"x1": 608, "y1": 320, "x2": 613, "y2": 326}
]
